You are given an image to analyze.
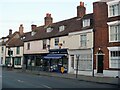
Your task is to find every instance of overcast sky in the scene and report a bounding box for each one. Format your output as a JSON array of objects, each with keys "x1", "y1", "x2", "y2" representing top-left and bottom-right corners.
[{"x1": 0, "y1": 0, "x2": 98, "y2": 37}]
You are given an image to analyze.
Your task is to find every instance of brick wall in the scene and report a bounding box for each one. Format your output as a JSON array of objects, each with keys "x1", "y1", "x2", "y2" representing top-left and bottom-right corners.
[{"x1": 93, "y1": 2, "x2": 109, "y2": 70}]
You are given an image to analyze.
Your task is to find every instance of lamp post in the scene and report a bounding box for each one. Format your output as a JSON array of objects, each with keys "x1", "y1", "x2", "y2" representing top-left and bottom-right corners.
[
  {"x1": 8, "y1": 47, "x2": 13, "y2": 68},
  {"x1": 76, "y1": 55, "x2": 80, "y2": 78}
]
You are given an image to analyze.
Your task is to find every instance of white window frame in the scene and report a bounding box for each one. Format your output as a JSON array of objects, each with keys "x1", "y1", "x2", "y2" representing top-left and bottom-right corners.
[
  {"x1": 108, "y1": 47, "x2": 120, "y2": 69},
  {"x1": 108, "y1": 24, "x2": 120, "y2": 42},
  {"x1": 108, "y1": 21, "x2": 120, "y2": 42},
  {"x1": 80, "y1": 34, "x2": 87, "y2": 47},
  {"x1": 59, "y1": 25, "x2": 65, "y2": 32},
  {"x1": 46, "y1": 27, "x2": 53, "y2": 33},
  {"x1": 83, "y1": 19, "x2": 90, "y2": 27},
  {"x1": 107, "y1": 1, "x2": 120, "y2": 17},
  {"x1": 54, "y1": 37, "x2": 59, "y2": 46}
]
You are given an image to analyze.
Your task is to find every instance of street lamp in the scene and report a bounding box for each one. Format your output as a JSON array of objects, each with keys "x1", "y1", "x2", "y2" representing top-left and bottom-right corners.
[{"x1": 8, "y1": 47, "x2": 13, "y2": 67}]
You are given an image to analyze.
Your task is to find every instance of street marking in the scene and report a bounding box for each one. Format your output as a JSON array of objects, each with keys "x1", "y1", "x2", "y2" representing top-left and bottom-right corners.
[
  {"x1": 17, "y1": 80, "x2": 24, "y2": 83},
  {"x1": 42, "y1": 84, "x2": 52, "y2": 89}
]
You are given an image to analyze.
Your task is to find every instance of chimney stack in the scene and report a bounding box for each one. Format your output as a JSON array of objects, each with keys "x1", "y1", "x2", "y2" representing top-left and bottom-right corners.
[
  {"x1": 44, "y1": 13, "x2": 53, "y2": 26},
  {"x1": 19, "y1": 24, "x2": 24, "y2": 35},
  {"x1": 9, "y1": 29, "x2": 12, "y2": 35},
  {"x1": 77, "y1": 2, "x2": 86, "y2": 17},
  {"x1": 31, "y1": 24, "x2": 37, "y2": 31}
]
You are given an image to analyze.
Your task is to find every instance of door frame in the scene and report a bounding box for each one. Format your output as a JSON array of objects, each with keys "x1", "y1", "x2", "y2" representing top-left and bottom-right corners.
[{"x1": 95, "y1": 50, "x2": 105, "y2": 73}]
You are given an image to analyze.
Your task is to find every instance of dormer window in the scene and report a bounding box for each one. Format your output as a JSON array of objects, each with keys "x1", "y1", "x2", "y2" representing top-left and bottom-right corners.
[
  {"x1": 21, "y1": 36, "x2": 25, "y2": 40},
  {"x1": 46, "y1": 27, "x2": 53, "y2": 33},
  {"x1": 83, "y1": 19, "x2": 90, "y2": 27},
  {"x1": 59, "y1": 25, "x2": 65, "y2": 32},
  {"x1": 31, "y1": 31, "x2": 36, "y2": 36}
]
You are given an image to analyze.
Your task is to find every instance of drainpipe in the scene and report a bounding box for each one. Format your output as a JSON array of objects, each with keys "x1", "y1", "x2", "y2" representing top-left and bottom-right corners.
[{"x1": 91, "y1": 47, "x2": 94, "y2": 77}]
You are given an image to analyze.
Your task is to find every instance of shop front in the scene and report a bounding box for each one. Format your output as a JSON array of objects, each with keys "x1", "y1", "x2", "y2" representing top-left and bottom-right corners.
[
  {"x1": 43, "y1": 49, "x2": 68, "y2": 73},
  {"x1": 23, "y1": 54, "x2": 47, "y2": 70}
]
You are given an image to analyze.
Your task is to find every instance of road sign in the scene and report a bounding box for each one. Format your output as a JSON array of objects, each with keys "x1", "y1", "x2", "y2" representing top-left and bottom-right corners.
[{"x1": 61, "y1": 67, "x2": 64, "y2": 73}]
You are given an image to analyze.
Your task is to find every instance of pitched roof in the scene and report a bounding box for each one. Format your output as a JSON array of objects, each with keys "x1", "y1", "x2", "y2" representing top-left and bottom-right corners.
[
  {"x1": 23, "y1": 13, "x2": 93, "y2": 42},
  {"x1": 7, "y1": 38, "x2": 23, "y2": 47}
]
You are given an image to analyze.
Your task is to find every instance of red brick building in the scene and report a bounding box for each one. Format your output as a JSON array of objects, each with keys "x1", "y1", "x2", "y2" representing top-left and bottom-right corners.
[{"x1": 93, "y1": 0, "x2": 120, "y2": 77}]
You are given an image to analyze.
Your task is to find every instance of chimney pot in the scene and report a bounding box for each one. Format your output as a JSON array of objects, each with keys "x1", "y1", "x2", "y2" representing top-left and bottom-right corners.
[
  {"x1": 31, "y1": 24, "x2": 37, "y2": 31},
  {"x1": 44, "y1": 13, "x2": 53, "y2": 26},
  {"x1": 80, "y1": 2, "x2": 84, "y2": 7},
  {"x1": 19, "y1": 24, "x2": 24, "y2": 35},
  {"x1": 9, "y1": 29, "x2": 12, "y2": 35},
  {"x1": 77, "y1": 2, "x2": 86, "y2": 17}
]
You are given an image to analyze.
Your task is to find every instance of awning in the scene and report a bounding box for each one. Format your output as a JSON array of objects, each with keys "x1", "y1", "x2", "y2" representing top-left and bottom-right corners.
[{"x1": 44, "y1": 54, "x2": 65, "y2": 59}]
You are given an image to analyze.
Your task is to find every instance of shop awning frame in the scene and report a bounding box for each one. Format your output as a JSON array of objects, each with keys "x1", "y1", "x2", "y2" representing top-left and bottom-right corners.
[{"x1": 44, "y1": 54, "x2": 66, "y2": 59}]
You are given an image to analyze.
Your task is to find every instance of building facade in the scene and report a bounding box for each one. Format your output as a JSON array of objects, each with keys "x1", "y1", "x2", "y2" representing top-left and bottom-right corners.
[
  {"x1": 68, "y1": 13, "x2": 94, "y2": 76},
  {"x1": 94, "y1": 0, "x2": 120, "y2": 77},
  {"x1": 0, "y1": 1, "x2": 119, "y2": 77}
]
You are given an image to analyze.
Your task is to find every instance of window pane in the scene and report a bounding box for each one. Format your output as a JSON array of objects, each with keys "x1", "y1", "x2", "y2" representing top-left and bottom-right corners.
[
  {"x1": 110, "y1": 25, "x2": 120, "y2": 41},
  {"x1": 109, "y1": 4, "x2": 119, "y2": 16},
  {"x1": 81, "y1": 35, "x2": 87, "y2": 47},
  {"x1": 83, "y1": 19, "x2": 90, "y2": 27},
  {"x1": 55, "y1": 37, "x2": 59, "y2": 46},
  {"x1": 16, "y1": 47, "x2": 20, "y2": 54},
  {"x1": 110, "y1": 51, "x2": 120, "y2": 68},
  {"x1": 43, "y1": 40, "x2": 47, "y2": 49},
  {"x1": 14, "y1": 57, "x2": 21, "y2": 65}
]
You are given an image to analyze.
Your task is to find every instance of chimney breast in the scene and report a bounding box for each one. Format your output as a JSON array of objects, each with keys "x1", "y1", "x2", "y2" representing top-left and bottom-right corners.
[
  {"x1": 44, "y1": 13, "x2": 53, "y2": 26},
  {"x1": 77, "y1": 2, "x2": 86, "y2": 17}
]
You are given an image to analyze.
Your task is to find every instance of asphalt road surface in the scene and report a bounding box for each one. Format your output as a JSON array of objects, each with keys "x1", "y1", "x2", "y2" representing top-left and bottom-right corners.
[{"x1": 2, "y1": 70, "x2": 118, "y2": 89}]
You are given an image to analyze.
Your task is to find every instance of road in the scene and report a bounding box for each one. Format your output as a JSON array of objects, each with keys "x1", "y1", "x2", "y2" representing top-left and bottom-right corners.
[{"x1": 2, "y1": 70, "x2": 118, "y2": 89}]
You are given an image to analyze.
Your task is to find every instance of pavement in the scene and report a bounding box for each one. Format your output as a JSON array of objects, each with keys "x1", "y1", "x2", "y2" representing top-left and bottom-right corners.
[{"x1": 3, "y1": 68, "x2": 120, "y2": 87}]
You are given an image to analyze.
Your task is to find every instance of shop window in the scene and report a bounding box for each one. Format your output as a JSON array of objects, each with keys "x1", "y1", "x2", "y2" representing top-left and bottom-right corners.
[
  {"x1": 14, "y1": 57, "x2": 21, "y2": 65},
  {"x1": 78, "y1": 54, "x2": 92, "y2": 70}
]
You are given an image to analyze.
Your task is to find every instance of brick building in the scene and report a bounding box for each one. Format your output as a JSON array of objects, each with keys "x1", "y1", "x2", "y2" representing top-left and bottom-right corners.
[{"x1": 94, "y1": 0, "x2": 120, "y2": 77}]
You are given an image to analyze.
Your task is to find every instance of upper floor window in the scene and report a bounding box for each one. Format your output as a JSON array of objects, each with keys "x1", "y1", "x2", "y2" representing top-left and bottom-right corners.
[
  {"x1": 55, "y1": 37, "x2": 59, "y2": 46},
  {"x1": 1, "y1": 46, "x2": 4, "y2": 53},
  {"x1": 80, "y1": 34, "x2": 87, "y2": 47},
  {"x1": 27, "y1": 43, "x2": 30, "y2": 50},
  {"x1": 59, "y1": 25, "x2": 65, "y2": 32},
  {"x1": 46, "y1": 27, "x2": 53, "y2": 33},
  {"x1": 16, "y1": 46, "x2": 20, "y2": 54},
  {"x1": 83, "y1": 19, "x2": 90, "y2": 27},
  {"x1": 109, "y1": 4, "x2": 119, "y2": 17},
  {"x1": 109, "y1": 24, "x2": 120, "y2": 42},
  {"x1": 43, "y1": 39, "x2": 47, "y2": 49}
]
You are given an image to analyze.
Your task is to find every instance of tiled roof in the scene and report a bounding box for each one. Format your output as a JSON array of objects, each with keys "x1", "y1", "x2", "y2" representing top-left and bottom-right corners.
[
  {"x1": 7, "y1": 38, "x2": 23, "y2": 47},
  {"x1": 23, "y1": 13, "x2": 93, "y2": 42}
]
